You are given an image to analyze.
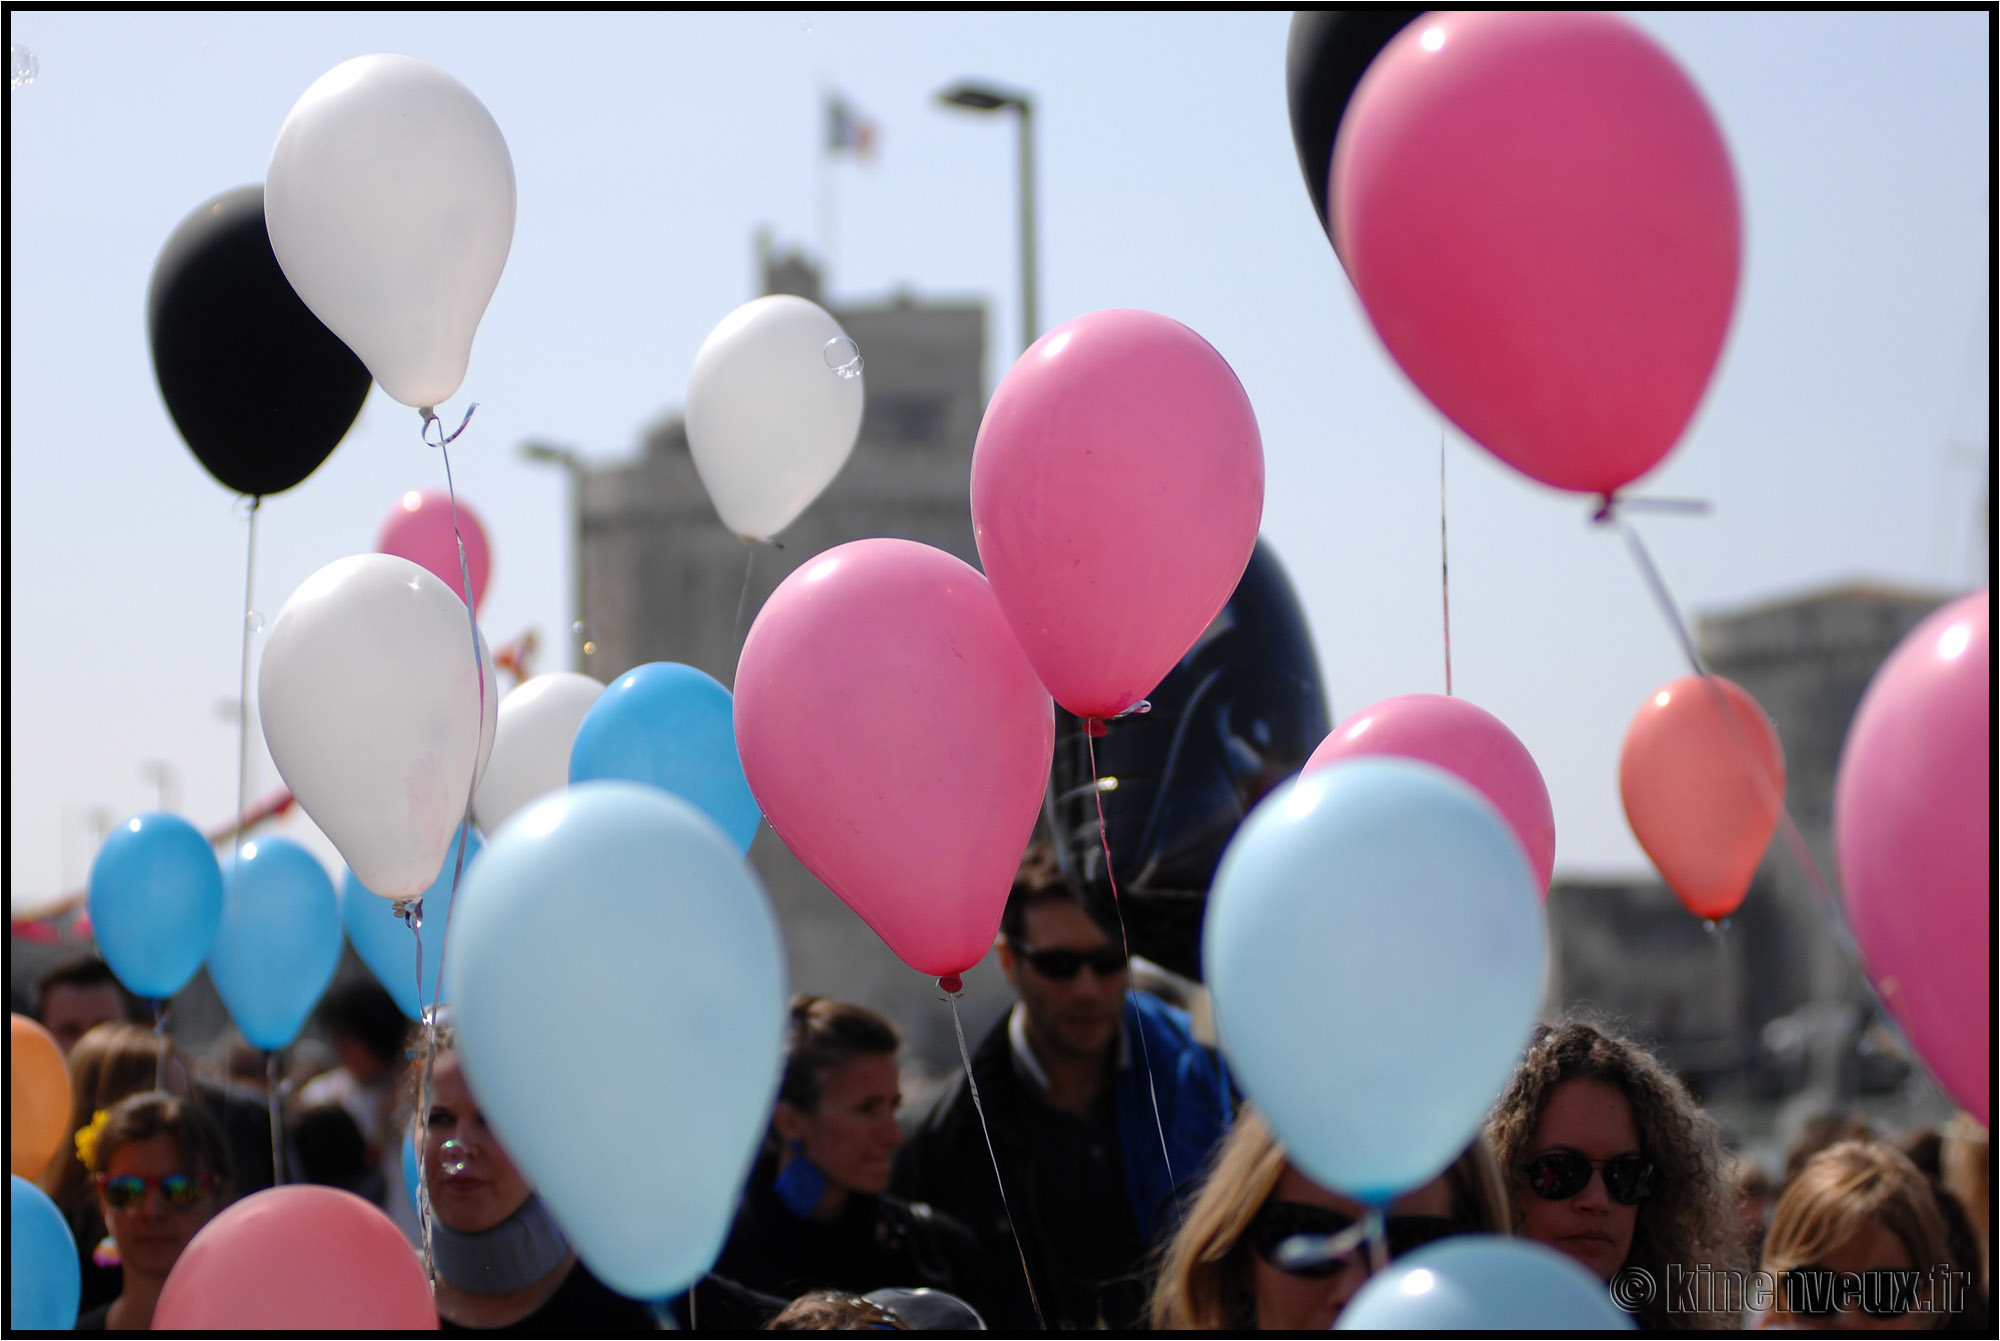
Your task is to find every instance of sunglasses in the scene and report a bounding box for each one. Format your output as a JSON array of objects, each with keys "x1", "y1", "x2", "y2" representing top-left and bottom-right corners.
[
  {"x1": 1520, "y1": 1151, "x2": 1657, "y2": 1205},
  {"x1": 1783, "y1": 1267, "x2": 1922, "y2": 1319},
  {"x1": 1011, "y1": 941, "x2": 1127, "y2": 982},
  {"x1": 96, "y1": 1172, "x2": 213, "y2": 1211},
  {"x1": 1249, "y1": 1201, "x2": 1460, "y2": 1278}
]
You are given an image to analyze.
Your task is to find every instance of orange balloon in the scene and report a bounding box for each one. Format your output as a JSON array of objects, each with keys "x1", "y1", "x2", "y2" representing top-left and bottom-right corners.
[
  {"x1": 1619, "y1": 675, "x2": 1785, "y2": 920},
  {"x1": 10, "y1": 1013, "x2": 73, "y2": 1180}
]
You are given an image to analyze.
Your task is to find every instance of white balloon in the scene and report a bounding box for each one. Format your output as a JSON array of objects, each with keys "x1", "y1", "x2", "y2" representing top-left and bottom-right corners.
[
  {"x1": 266, "y1": 54, "x2": 515, "y2": 409},
  {"x1": 685, "y1": 294, "x2": 865, "y2": 539},
  {"x1": 259, "y1": 554, "x2": 498, "y2": 902},
  {"x1": 470, "y1": 672, "x2": 605, "y2": 835}
]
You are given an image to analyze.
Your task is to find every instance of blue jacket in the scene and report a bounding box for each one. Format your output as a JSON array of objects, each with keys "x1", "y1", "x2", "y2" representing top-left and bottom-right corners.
[{"x1": 1112, "y1": 989, "x2": 1233, "y2": 1245}]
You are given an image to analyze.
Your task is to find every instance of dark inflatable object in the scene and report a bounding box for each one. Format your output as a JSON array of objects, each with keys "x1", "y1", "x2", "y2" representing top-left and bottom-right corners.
[
  {"x1": 1046, "y1": 538, "x2": 1332, "y2": 981},
  {"x1": 149, "y1": 185, "x2": 372, "y2": 498},
  {"x1": 1286, "y1": 9, "x2": 1427, "y2": 240}
]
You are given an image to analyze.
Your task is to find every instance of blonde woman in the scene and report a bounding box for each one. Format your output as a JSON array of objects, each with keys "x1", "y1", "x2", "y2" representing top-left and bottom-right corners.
[
  {"x1": 1149, "y1": 1107, "x2": 1510, "y2": 1329},
  {"x1": 1760, "y1": 1139, "x2": 1965, "y2": 1332}
]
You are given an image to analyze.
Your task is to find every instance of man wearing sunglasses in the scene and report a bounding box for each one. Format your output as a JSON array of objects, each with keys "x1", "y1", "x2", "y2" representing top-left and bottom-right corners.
[{"x1": 894, "y1": 844, "x2": 1231, "y2": 1332}]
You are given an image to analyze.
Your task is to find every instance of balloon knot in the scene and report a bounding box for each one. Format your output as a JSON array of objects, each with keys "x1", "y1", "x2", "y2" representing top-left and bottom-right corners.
[
  {"x1": 1083, "y1": 718, "x2": 1108, "y2": 738},
  {"x1": 938, "y1": 974, "x2": 963, "y2": 995},
  {"x1": 1591, "y1": 493, "x2": 1618, "y2": 525}
]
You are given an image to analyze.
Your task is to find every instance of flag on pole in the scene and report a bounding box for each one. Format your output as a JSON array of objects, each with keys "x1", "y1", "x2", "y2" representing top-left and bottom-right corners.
[{"x1": 826, "y1": 94, "x2": 879, "y2": 162}]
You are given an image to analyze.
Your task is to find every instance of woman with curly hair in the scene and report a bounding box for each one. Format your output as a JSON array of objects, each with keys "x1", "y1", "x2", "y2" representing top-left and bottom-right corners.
[{"x1": 1486, "y1": 1019, "x2": 1743, "y2": 1331}]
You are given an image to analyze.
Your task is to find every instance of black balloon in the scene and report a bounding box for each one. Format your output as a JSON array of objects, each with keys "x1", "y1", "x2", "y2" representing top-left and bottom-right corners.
[
  {"x1": 1286, "y1": 9, "x2": 1426, "y2": 240},
  {"x1": 1046, "y1": 538, "x2": 1332, "y2": 982},
  {"x1": 148, "y1": 185, "x2": 371, "y2": 498}
]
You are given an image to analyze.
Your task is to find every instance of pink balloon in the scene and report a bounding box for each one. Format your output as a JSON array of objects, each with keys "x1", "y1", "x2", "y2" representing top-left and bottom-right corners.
[
  {"x1": 154, "y1": 1185, "x2": 437, "y2": 1330},
  {"x1": 735, "y1": 539, "x2": 1054, "y2": 980},
  {"x1": 377, "y1": 488, "x2": 492, "y2": 611},
  {"x1": 1305, "y1": 693, "x2": 1555, "y2": 895},
  {"x1": 1333, "y1": 11, "x2": 1740, "y2": 496},
  {"x1": 970, "y1": 309, "x2": 1264, "y2": 720},
  {"x1": 1833, "y1": 591, "x2": 1989, "y2": 1124}
]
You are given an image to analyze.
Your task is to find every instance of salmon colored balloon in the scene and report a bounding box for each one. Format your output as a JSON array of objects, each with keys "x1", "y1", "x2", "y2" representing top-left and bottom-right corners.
[
  {"x1": 154, "y1": 1185, "x2": 437, "y2": 1330},
  {"x1": 735, "y1": 539, "x2": 1054, "y2": 980},
  {"x1": 377, "y1": 488, "x2": 492, "y2": 611},
  {"x1": 1619, "y1": 675, "x2": 1783, "y2": 920},
  {"x1": 1334, "y1": 10, "x2": 1740, "y2": 496},
  {"x1": 1306, "y1": 693, "x2": 1555, "y2": 896},
  {"x1": 971, "y1": 309, "x2": 1264, "y2": 721},
  {"x1": 1834, "y1": 591, "x2": 1989, "y2": 1124},
  {"x1": 10, "y1": 1015, "x2": 71, "y2": 1180}
]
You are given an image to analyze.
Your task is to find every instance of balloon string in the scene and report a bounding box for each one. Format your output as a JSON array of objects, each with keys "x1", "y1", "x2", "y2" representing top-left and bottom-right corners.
[
  {"x1": 1440, "y1": 432, "x2": 1453, "y2": 697},
  {"x1": 1085, "y1": 729, "x2": 1178, "y2": 1207},
  {"x1": 399, "y1": 897, "x2": 438, "y2": 1288},
  {"x1": 947, "y1": 988, "x2": 1044, "y2": 1330},
  {"x1": 265, "y1": 1050, "x2": 285, "y2": 1185},
  {"x1": 1605, "y1": 509, "x2": 1840, "y2": 908},
  {"x1": 734, "y1": 540, "x2": 757, "y2": 654},
  {"x1": 435, "y1": 433, "x2": 487, "y2": 1006},
  {"x1": 152, "y1": 999, "x2": 168, "y2": 1090},
  {"x1": 420, "y1": 402, "x2": 479, "y2": 447}
]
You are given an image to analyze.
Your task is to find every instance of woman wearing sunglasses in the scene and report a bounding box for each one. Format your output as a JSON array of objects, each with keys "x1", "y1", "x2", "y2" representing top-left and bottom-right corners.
[
  {"x1": 1147, "y1": 1106, "x2": 1510, "y2": 1329},
  {"x1": 1759, "y1": 1139, "x2": 1965, "y2": 1331},
  {"x1": 72, "y1": 1090, "x2": 231, "y2": 1331},
  {"x1": 1487, "y1": 1019, "x2": 1742, "y2": 1330},
  {"x1": 715, "y1": 997, "x2": 986, "y2": 1312}
]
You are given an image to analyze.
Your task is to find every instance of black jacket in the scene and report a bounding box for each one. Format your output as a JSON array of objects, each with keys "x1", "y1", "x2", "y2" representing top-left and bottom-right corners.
[{"x1": 714, "y1": 1151, "x2": 988, "y2": 1315}]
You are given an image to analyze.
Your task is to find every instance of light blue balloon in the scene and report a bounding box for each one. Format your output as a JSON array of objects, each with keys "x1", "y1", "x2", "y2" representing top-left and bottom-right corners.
[
  {"x1": 343, "y1": 826, "x2": 481, "y2": 1019},
  {"x1": 207, "y1": 836, "x2": 343, "y2": 1050},
  {"x1": 1338, "y1": 1236, "x2": 1635, "y2": 1330},
  {"x1": 1204, "y1": 759, "x2": 1546, "y2": 1204},
  {"x1": 568, "y1": 662, "x2": 761, "y2": 853},
  {"x1": 86, "y1": 812, "x2": 223, "y2": 999},
  {"x1": 446, "y1": 781, "x2": 786, "y2": 1301},
  {"x1": 11, "y1": 1175, "x2": 80, "y2": 1331}
]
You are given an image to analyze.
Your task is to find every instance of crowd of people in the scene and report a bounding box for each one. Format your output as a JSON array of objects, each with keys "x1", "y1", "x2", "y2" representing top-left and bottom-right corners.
[{"x1": 24, "y1": 845, "x2": 1992, "y2": 1332}]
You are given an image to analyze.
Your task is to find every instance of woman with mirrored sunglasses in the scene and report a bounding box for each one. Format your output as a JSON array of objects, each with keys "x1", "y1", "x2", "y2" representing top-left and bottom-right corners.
[
  {"x1": 1147, "y1": 1106, "x2": 1510, "y2": 1329},
  {"x1": 1487, "y1": 1019, "x2": 1743, "y2": 1330},
  {"x1": 72, "y1": 1090, "x2": 232, "y2": 1331},
  {"x1": 1759, "y1": 1139, "x2": 1966, "y2": 1332}
]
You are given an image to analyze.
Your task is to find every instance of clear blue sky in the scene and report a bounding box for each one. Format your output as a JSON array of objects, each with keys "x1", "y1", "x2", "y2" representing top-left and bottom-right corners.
[{"x1": 8, "y1": 11, "x2": 1989, "y2": 915}]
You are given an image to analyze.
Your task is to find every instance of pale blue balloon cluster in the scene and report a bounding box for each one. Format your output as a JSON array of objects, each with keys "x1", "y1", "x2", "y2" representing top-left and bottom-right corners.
[
  {"x1": 343, "y1": 825, "x2": 481, "y2": 1019},
  {"x1": 11, "y1": 1176, "x2": 80, "y2": 1331},
  {"x1": 1205, "y1": 757, "x2": 1547, "y2": 1204},
  {"x1": 208, "y1": 836, "x2": 344, "y2": 1051},
  {"x1": 568, "y1": 662, "x2": 762, "y2": 854},
  {"x1": 1337, "y1": 1237, "x2": 1636, "y2": 1330}
]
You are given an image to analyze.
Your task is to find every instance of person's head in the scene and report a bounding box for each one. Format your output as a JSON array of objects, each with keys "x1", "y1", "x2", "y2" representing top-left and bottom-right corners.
[
  {"x1": 317, "y1": 979, "x2": 409, "y2": 1084},
  {"x1": 36, "y1": 954, "x2": 148, "y2": 1056},
  {"x1": 418, "y1": 1023, "x2": 534, "y2": 1235},
  {"x1": 996, "y1": 843, "x2": 1128, "y2": 1062},
  {"x1": 1149, "y1": 1107, "x2": 1510, "y2": 1330},
  {"x1": 773, "y1": 996, "x2": 902, "y2": 1197},
  {"x1": 1786, "y1": 1113, "x2": 1877, "y2": 1189},
  {"x1": 1762, "y1": 1139, "x2": 1959, "y2": 1331},
  {"x1": 1734, "y1": 1154, "x2": 1774, "y2": 1264},
  {"x1": 85, "y1": 1091, "x2": 230, "y2": 1282},
  {"x1": 764, "y1": 1289, "x2": 909, "y2": 1330},
  {"x1": 43, "y1": 1023, "x2": 192, "y2": 1212},
  {"x1": 1486, "y1": 1020, "x2": 1741, "y2": 1314},
  {"x1": 292, "y1": 1103, "x2": 371, "y2": 1192}
]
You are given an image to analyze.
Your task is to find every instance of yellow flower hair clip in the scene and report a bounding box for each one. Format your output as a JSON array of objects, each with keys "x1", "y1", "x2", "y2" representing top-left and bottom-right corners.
[{"x1": 75, "y1": 1108, "x2": 112, "y2": 1172}]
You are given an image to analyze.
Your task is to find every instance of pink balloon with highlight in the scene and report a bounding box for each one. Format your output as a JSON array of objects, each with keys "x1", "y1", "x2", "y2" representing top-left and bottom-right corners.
[
  {"x1": 1834, "y1": 590, "x2": 1989, "y2": 1124},
  {"x1": 734, "y1": 539, "x2": 1054, "y2": 980},
  {"x1": 377, "y1": 488, "x2": 492, "y2": 611},
  {"x1": 1305, "y1": 693, "x2": 1555, "y2": 896},
  {"x1": 1334, "y1": 10, "x2": 1740, "y2": 496},
  {"x1": 155, "y1": 1185, "x2": 437, "y2": 1330},
  {"x1": 971, "y1": 309, "x2": 1264, "y2": 721}
]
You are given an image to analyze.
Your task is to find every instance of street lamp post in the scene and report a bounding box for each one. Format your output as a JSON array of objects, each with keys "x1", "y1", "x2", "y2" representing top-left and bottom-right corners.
[
  {"x1": 518, "y1": 440, "x2": 595, "y2": 673},
  {"x1": 938, "y1": 81, "x2": 1037, "y2": 354}
]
